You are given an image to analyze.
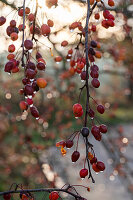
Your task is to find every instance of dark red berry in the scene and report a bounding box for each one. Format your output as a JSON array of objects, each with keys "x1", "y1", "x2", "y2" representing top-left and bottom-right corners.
[
  {"x1": 99, "y1": 124, "x2": 107, "y2": 133},
  {"x1": 25, "y1": 85, "x2": 34, "y2": 95},
  {"x1": 88, "y1": 108, "x2": 95, "y2": 118},
  {"x1": 90, "y1": 70, "x2": 99, "y2": 78},
  {"x1": 24, "y1": 39, "x2": 33, "y2": 50},
  {"x1": 97, "y1": 104, "x2": 105, "y2": 114},
  {"x1": 0, "y1": 16, "x2": 6, "y2": 26},
  {"x1": 27, "y1": 61, "x2": 36, "y2": 70},
  {"x1": 26, "y1": 69, "x2": 36, "y2": 79},
  {"x1": 3, "y1": 193, "x2": 11, "y2": 200},
  {"x1": 97, "y1": 161, "x2": 105, "y2": 171},
  {"x1": 30, "y1": 106, "x2": 39, "y2": 118},
  {"x1": 90, "y1": 157, "x2": 97, "y2": 165},
  {"x1": 81, "y1": 71, "x2": 89, "y2": 80},
  {"x1": 79, "y1": 168, "x2": 88, "y2": 178},
  {"x1": 71, "y1": 151, "x2": 80, "y2": 162},
  {"x1": 37, "y1": 62, "x2": 46, "y2": 70},
  {"x1": 91, "y1": 78, "x2": 100, "y2": 88},
  {"x1": 66, "y1": 140, "x2": 73, "y2": 148},
  {"x1": 90, "y1": 64, "x2": 99, "y2": 71},
  {"x1": 88, "y1": 47, "x2": 95, "y2": 55},
  {"x1": 4, "y1": 61, "x2": 14, "y2": 73}
]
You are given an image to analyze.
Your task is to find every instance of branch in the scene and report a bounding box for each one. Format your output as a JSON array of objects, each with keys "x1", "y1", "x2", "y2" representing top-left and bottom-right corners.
[
  {"x1": 0, "y1": 187, "x2": 85, "y2": 200},
  {"x1": 0, "y1": 0, "x2": 16, "y2": 9}
]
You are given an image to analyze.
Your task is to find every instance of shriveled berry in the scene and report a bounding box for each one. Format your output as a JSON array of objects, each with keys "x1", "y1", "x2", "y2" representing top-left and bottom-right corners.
[{"x1": 56, "y1": 141, "x2": 66, "y2": 148}]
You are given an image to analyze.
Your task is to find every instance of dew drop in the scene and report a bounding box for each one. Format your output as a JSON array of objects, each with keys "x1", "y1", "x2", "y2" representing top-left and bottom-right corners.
[
  {"x1": 70, "y1": 29, "x2": 74, "y2": 32},
  {"x1": 28, "y1": 95, "x2": 32, "y2": 99}
]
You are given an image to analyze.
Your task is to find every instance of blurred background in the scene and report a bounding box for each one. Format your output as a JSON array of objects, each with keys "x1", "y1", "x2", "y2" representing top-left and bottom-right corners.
[{"x1": 0, "y1": 0, "x2": 133, "y2": 199}]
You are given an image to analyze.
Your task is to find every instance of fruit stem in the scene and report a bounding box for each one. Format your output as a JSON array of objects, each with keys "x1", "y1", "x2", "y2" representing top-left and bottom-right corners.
[{"x1": 21, "y1": 0, "x2": 26, "y2": 68}]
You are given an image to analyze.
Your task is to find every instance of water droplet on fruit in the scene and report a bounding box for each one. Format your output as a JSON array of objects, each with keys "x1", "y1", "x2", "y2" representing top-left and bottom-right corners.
[
  {"x1": 70, "y1": 29, "x2": 74, "y2": 32},
  {"x1": 27, "y1": 95, "x2": 32, "y2": 99}
]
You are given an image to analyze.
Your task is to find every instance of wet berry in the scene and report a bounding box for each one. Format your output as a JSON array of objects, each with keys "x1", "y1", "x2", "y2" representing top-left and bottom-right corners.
[{"x1": 71, "y1": 151, "x2": 80, "y2": 162}]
